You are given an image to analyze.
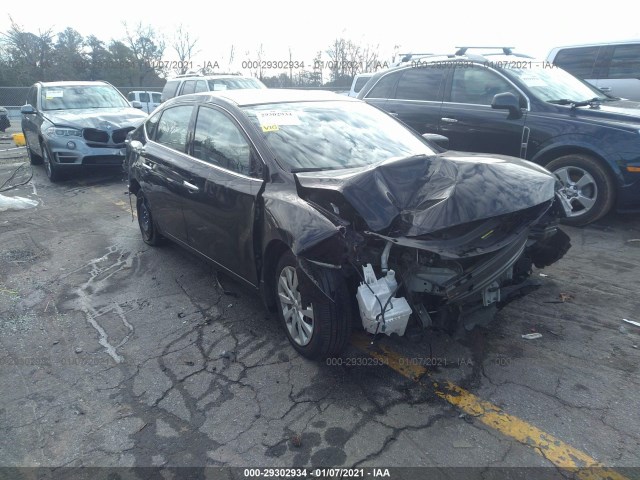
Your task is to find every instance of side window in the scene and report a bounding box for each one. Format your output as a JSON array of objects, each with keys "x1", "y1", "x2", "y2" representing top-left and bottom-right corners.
[
  {"x1": 365, "y1": 72, "x2": 400, "y2": 98},
  {"x1": 608, "y1": 44, "x2": 640, "y2": 79},
  {"x1": 139, "y1": 92, "x2": 150, "y2": 102},
  {"x1": 127, "y1": 92, "x2": 135, "y2": 101},
  {"x1": 155, "y1": 106, "x2": 193, "y2": 152},
  {"x1": 553, "y1": 47, "x2": 599, "y2": 78},
  {"x1": 192, "y1": 107, "x2": 252, "y2": 176},
  {"x1": 450, "y1": 67, "x2": 520, "y2": 105},
  {"x1": 152, "y1": 93, "x2": 161, "y2": 103},
  {"x1": 395, "y1": 68, "x2": 445, "y2": 101},
  {"x1": 181, "y1": 81, "x2": 196, "y2": 95},
  {"x1": 194, "y1": 80, "x2": 208, "y2": 93},
  {"x1": 145, "y1": 110, "x2": 162, "y2": 140}
]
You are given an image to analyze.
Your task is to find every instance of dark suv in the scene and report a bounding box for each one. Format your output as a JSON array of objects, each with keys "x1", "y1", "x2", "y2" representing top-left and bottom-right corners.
[{"x1": 358, "y1": 48, "x2": 640, "y2": 225}]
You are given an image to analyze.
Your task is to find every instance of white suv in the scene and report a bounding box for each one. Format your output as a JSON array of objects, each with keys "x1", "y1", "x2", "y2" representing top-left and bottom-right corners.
[
  {"x1": 160, "y1": 74, "x2": 266, "y2": 102},
  {"x1": 547, "y1": 40, "x2": 640, "y2": 101},
  {"x1": 127, "y1": 91, "x2": 161, "y2": 114}
]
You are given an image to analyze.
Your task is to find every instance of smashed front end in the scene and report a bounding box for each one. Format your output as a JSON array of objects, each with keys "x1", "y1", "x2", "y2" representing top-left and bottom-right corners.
[{"x1": 292, "y1": 152, "x2": 571, "y2": 337}]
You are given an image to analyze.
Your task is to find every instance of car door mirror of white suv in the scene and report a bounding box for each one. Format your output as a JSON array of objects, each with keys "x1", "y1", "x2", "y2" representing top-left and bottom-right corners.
[{"x1": 131, "y1": 101, "x2": 143, "y2": 109}]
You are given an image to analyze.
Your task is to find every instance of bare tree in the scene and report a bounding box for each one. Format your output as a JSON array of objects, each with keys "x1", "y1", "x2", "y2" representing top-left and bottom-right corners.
[
  {"x1": 123, "y1": 22, "x2": 166, "y2": 85},
  {"x1": 0, "y1": 16, "x2": 54, "y2": 84},
  {"x1": 171, "y1": 24, "x2": 199, "y2": 75}
]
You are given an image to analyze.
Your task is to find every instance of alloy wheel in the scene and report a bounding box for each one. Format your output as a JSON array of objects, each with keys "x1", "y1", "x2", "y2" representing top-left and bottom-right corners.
[
  {"x1": 553, "y1": 166, "x2": 598, "y2": 217},
  {"x1": 277, "y1": 266, "x2": 314, "y2": 346}
]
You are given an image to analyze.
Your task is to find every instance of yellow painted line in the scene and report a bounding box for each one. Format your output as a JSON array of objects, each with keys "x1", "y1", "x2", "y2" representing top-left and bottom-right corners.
[{"x1": 351, "y1": 332, "x2": 629, "y2": 480}]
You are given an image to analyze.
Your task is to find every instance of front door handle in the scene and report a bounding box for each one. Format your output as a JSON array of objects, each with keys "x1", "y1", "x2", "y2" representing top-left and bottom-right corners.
[
  {"x1": 183, "y1": 180, "x2": 200, "y2": 192},
  {"x1": 441, "y1": 117, "x2": 458, "y2": 123},
  {"x1": 599, "y1": 86, "x2": 612, "y2": 92},
  {"x1": 141, "y1": 162, "x2": 153, "y2": 171}
]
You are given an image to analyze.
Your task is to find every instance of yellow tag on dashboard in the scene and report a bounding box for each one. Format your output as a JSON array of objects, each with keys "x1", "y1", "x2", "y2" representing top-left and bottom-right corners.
[{"x1": 262, "y1": 124, "x2": 279, "y2": 132}]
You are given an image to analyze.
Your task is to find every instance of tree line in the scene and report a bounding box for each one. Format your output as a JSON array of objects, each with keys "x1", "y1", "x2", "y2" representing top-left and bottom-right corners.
[{"x1": 0, "y1": 18, "x2": 389, "y2": 88}]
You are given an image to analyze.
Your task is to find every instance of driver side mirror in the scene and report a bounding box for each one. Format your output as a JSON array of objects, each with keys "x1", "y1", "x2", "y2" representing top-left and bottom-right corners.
[
  {"x1": 491, "y1": 93, "x2": 523, "y2": 119},
  {"x1": 21, "y1": 104, "x2": 36, "y2": 114}
]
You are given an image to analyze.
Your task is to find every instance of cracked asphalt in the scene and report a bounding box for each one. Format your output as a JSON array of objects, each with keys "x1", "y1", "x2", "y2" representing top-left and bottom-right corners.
[{"x1": 1, "y1": 126, "x2": 640, "y2": 477}]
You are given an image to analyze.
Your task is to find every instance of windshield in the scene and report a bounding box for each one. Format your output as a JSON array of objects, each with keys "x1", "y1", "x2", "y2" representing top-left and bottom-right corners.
[
  {"x1": 41, "y1": 85, "x2": 130, "y2": 110},
  {"x1": 207, "y1": 78, "x2": 266, "y2": 91},
  {"x1": 242, "y1": 100, "x2": 436, "y2": 172},
  {"x1": 505, "y1": 63, "x2": 607, "y2": 103}
]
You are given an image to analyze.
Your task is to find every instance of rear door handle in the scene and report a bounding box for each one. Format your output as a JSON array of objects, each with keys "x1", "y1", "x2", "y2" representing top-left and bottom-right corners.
[
  {"x1": 599, "y1": 86, "x2": 612, "y2": 92},
  {"x1": 388, "y1": 112, "x2": 399, "y2": 117},
  {"x1": 141, "y1": 162, "x2": 153, "y2": 170},
  {"x1": 183, "y1": 180, "x2": 200, "y2": 192},
  {"x1": 441, "y1": 117, "x2": 458, "y2": 123}
]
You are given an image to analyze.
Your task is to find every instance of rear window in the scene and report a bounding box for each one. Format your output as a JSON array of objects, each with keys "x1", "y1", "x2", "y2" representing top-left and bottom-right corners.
[
  {"x1": 161, "y1": 80, "x2": 180, "y2": 102},
  {"x1": 552, "y1": 47, "x2": 599, "y2": 78}
]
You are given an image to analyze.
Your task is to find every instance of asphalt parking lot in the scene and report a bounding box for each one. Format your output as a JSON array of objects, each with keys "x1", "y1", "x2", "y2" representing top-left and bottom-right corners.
[{"x1": 1, "y1": 125, "x2": 640, "y2": 479}]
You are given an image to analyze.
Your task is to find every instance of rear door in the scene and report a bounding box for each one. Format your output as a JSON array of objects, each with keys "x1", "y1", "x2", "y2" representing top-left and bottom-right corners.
[
  {"x1": 376, "y1": 67, "x2": 447, "y2": 134},
  {"x1": 438, "y1": 66, "x2": 526, "y2": 157},
  {"x1": 182, "y1": 105, "x2": 264, "y2": 285},
  {"x1": 138, "y1": 104, "x2": 195, "y2": 243}
]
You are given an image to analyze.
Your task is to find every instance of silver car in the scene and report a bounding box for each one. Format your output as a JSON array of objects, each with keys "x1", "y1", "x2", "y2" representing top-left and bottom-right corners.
[{"x1": 21, "y1": 81, "x2": 148, "y2": 182}]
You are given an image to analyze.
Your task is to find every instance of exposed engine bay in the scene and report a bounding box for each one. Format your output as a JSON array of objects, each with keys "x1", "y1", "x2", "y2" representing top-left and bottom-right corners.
[{"x1": 288, "y1": 152, "x2": 572, "y2": 337}]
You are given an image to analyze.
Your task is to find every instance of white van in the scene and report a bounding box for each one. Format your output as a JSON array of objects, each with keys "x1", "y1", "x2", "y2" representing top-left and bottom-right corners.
[
  {"x1": 127, "y1": 91, "x2": 162, "y2": 114},
  {"x1": 547, "y1": 40, "x2": 640, "y2": 101}
]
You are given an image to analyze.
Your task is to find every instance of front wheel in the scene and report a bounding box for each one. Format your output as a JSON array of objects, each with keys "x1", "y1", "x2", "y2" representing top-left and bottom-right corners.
[
  {"x1": 136, "y1": 191, "x2": 163, "y2": 246},
  {"x1": 24, "y1": 132, "x2": 42, "y2": 165},
  {"x1": 546, "y1": 154, "x2": 615, "y2": 226},
  {"x1": 274, "y1": 251, "x2": 351, "y2": 360},
  {"x1": 41, "y1": 142, "x2": 63, "y2": 182}
]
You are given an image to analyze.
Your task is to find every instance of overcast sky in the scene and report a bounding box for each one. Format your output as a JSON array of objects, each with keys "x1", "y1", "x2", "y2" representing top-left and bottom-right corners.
[{"x1": 2, "y1": 0, "x2": 639, "y2": 73}]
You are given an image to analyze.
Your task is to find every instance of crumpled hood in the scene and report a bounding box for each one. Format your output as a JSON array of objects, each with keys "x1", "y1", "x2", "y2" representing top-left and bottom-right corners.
[
  {"x1": 43, "y1": 108, "x2": 147, "y2": 129},
  {"x1": 295, "y1": 151, "x2": 557, "y2": 236}
]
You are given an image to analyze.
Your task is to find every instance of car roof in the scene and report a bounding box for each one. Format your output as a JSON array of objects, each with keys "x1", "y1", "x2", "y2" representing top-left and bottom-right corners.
[
  {"x1": 168, "y1": 74, "x2": 255, "y2": 81},
  {"x1": 39, "y1": 81, "x2": 110, "y2": 87},
  {"x1": 550, "y1": 39, "x2": 640, "y2": 50},
  {"x1": 192, "y1": 89, "x2": 359, "y2": 106}
]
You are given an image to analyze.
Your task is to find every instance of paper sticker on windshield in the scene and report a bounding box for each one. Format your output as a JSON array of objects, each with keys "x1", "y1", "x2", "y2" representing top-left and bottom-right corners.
[
  {"x1": 256, "y1": 111, "x2": 300, "y2": 126},
  {"x1": 519, "y1": 76, "x2": 546, "y2": 87},
  {"x1": 262, "y1": 124, "x2": 280, "y2": 132},
  {"x1": 45, "y1": 90, "x2": 64, "y2": 99}
]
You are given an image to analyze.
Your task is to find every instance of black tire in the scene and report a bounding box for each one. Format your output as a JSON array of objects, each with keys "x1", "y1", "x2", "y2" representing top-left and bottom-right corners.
[
  {"x1": 136, "y1": 191, "x2": 163, "y2": 246},
  {"x1": 25, "y1": 132, "x2": 43, "y2": 165},
  {"x1": 546, "y1": 154, "x2": 615, "y2": 226},
  {"x1": 274, "y1": 250, "x2": 351, "y2": 360},
  {"x1": 41, "y1": 142, "x2": 63, "y2": 182}
]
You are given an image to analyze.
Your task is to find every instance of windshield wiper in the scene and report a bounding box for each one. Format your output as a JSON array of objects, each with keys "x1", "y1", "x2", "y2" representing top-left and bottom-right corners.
[
  {"x1": 290, "y1": 166, "x2": 338, "y2": 173},
  {"x1": 547, "y1": 97, "x2": 602, "y2": 108}
]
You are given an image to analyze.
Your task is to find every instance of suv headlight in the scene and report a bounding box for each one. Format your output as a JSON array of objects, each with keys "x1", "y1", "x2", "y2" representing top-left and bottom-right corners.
[{"x1": 46, "y1": 127, "x2": 82, "y2": 137}]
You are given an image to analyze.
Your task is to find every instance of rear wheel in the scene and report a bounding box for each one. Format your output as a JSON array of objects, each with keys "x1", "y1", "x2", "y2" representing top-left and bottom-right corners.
[
  {"x1": 546, "y1": 154, "x2": 615, "y2": 226},
  {"x1": 274, "y1": 250, "x2": 351, "y2": 360},
  {"x1": 136, "y1": 191, "x2": 163, "y2": 246}
]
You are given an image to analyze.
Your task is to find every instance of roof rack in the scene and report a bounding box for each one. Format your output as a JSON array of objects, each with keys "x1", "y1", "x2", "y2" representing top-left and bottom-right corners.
[{"x1": 455, "y1": 46, "x2": 516, "y2": 56}]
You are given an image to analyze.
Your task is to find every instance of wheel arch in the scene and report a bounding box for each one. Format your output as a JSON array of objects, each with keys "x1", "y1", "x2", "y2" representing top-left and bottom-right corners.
[
  {"x1": 260, "y1": 239, "x2": 290, "y2": 310},
  {"x1": 532, "y1": 145, "x2": 619, "y2": 184}
]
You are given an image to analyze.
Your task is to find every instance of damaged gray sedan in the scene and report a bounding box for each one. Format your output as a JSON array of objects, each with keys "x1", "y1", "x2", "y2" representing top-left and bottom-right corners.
[{"x1": 126, "y1": 89, "x2": 571, "y2": 359}]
